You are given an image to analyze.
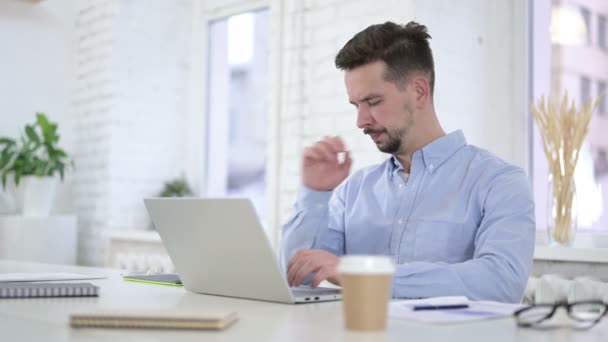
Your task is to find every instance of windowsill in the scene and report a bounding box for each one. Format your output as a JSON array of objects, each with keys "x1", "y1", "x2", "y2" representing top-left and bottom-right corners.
[
  {"x1": 104, "y1": 230, "x2": 161, "y2": 243},
  {"x1": 102, "y1": 229, "x2": 608, "y2": 263},
  {"x1": 534, "y1": 231, "x2": 608, "y2": 263},
  {"x1": 534, "y1": 245, "x2": 608, "y2": 263}
]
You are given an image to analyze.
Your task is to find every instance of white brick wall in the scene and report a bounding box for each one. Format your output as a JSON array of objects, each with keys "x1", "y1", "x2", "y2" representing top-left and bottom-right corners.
[
  {"x1": 74, "y1": 0, "x2": 192, "y2": 265},
  {"x1": 73, "y1": 0, "x2": 115, "y2": 266}
]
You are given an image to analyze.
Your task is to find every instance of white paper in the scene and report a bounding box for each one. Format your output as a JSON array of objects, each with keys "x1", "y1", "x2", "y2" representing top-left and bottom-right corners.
[
  {"x1": 0, "y1": 273, "x2": 107, "y2": 282},
  {"x1": 397, "y1": 296, "x2": 470, "y2": 307},
  {"x1": 389, "y1": 297, "x2": 525, "y2": 324}
]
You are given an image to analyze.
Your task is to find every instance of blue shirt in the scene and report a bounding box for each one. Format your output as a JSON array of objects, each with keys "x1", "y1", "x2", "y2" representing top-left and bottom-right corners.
[{"x1": 281, "y1": 130, "x2": 535, "y2": 303}]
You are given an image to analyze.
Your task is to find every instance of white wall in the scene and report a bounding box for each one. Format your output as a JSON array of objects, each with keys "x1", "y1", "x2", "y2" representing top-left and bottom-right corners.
[
  {"x1": 0, "y1": 0, "x2": 76, "y2": 214},
  {"x1": 72, "y1": 0, "x2": 192, "y2": 265},
  {"x1": 416, "y1": 0, "x2": 529, "y2": 169}
]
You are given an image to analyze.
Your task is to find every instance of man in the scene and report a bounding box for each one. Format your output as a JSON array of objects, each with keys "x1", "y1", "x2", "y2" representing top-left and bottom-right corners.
[{"x1": 281, "y1": 21, "x2": 535, "y2": 303}]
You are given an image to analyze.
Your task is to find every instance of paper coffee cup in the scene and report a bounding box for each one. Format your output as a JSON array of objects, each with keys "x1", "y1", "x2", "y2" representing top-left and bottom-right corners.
[{"x1": 337, "y1": 255, "x2": 395, "y2": 331}]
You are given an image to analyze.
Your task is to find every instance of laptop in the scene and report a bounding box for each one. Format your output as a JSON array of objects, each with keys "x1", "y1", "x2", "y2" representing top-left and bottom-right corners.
[{"x1": 144, "y1": 198, "x2": 342, "y2": 304}]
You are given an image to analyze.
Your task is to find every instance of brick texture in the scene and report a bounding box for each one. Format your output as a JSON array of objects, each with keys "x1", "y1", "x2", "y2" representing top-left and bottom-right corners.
[{"x1": 73, "y1": 0, "x2": 192, "y2": 265}]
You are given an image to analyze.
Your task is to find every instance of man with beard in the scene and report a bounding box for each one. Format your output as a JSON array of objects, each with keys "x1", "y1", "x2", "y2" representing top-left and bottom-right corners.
[{"x1": 281, "y1": 21, "x2": 535, "y2": 303}]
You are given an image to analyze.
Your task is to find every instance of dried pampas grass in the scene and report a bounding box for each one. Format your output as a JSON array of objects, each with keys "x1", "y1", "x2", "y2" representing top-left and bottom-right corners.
[{"x1": 531, "y1": 92, "x2": 603, "y2": 244}]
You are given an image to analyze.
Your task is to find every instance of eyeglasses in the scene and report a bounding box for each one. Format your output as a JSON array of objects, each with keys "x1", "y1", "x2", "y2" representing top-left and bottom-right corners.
[{"x1": 514, "y1": 301, "x2": 608, "y2": 329}]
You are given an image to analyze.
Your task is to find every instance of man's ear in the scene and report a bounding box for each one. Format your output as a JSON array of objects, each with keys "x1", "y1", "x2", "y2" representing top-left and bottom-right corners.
[{"x1": 412, "y1": 76, "x2": 430, "y2": 105}]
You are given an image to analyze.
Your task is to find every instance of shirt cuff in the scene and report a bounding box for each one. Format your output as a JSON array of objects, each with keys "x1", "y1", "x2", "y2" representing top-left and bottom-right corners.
[{"x1": 296, "y1": 186, "x2": 333, "y2": 210}]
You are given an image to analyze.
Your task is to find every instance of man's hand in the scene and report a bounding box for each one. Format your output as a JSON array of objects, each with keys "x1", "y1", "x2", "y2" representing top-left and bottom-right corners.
[
  {"x1": 302, "y1": 136, "x2": 352, "y2": 191},
  {"x1": 287, "y1": 249, "x2": 341, "y2": 288}
]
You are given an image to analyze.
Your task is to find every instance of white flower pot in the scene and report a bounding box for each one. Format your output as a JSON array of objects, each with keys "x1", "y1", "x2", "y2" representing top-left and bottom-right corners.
[
  {"x1": 0, "y1": 179, "x2": 18, "y2": 215},
  {"x1": 14, "y1": 176, "x2": 58, "y2": 217}
]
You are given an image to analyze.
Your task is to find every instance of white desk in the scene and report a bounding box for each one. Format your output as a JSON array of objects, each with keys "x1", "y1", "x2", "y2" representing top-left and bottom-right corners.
[{"x1": 0, "y1": 260, "x2": 607, "y2": 342}]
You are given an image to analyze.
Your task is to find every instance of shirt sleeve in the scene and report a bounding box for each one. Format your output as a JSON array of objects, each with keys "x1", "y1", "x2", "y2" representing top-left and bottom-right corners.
[
  {"x1": 280, "y1": 186, "x2": 332, "y2": 271},
  {"x1": 391, "y1": 168, "x2": 536, "y2": 303}
]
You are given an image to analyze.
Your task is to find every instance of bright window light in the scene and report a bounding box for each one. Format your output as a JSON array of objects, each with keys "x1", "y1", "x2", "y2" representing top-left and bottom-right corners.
[
  {"x1": 551, "y1": 5, "x2": 587, "y2": 45},
  {"x1": 228, "y1": 13, "x2": 254, "y2": 66}
]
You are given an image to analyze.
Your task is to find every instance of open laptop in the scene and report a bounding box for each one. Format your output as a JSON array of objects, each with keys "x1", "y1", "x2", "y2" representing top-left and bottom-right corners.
[{"x1": 144, "y1": 198, "x2": 342, "y2": 304}]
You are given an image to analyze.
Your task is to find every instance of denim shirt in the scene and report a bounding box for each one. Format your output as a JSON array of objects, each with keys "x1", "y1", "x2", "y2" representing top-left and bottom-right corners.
[{"x1": 281, "y1": 130, "x2": 535, "y2": 303}]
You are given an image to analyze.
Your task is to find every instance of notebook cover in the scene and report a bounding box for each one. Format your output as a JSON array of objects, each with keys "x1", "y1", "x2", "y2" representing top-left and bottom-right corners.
[
  {"x1": 0, "y1": 282, "x2": 99, "y2": 298},
  {"x1": 70, "y1": 310, "x2": 238, "y2": 330},
  {"x1": 123, "y1": 274, "x2": 182, "y2": 286}
]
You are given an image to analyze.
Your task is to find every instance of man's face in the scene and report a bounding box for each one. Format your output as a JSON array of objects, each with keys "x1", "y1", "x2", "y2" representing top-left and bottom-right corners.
[{"x1": 345, "y1": 61, "x2": 415, "y2": 154}]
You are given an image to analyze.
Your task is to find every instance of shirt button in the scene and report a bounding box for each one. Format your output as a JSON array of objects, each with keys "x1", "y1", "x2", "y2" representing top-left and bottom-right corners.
[
  {"x1": 398, "y1": 183, "x2": 403, "y2": 188},
  {"x1": 428, "y1": 164, "x2": 434, "y2": 171},
  {"x1": 398, "y1": 219, "x2": 403, "y2": 224}
]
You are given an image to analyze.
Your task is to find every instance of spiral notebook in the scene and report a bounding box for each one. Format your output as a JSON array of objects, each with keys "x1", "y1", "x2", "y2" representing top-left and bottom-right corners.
[
  {"x1": 0, "y1": 282, "x2": 99, "y2": 298},
  {"x1": 70, "y1": 310, "x2": 238, "y2": 330}
]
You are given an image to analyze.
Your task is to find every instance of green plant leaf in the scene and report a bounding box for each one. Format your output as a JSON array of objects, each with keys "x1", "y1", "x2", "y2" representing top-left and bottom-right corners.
[
  {"x1": 1, "y1": 145, "x2": 14, "y2": 160},
  {"x1": 51, "y1": 149, "x2": 68, "y2": 159},
  {"x1": 0, "y1": 138, "x2": 16, "y2": 146},
  {"x1": 37, "y1": 114, "x2": 60, "y2": 144},
  {"x1": 37, "y1": 113, "x2": 51, "y2": 131},
  {"x1": 25, "y1": 125, "x2": 41, "y2": 145},
  {"x1": 1, "y1": 172, "x2": 7, "y2": 189},
  {"x1": 0, "y1": 153, "x2": 10, "y2": 170},
  {"x1": 46, "y1": 126, "x2": 59, "y2": 144},
  {"x1": 14, "y1": 171, "x2": 21, "y2": 186},
  {"x1": 1, "y1": 113, "x2": 72, "y2": 184},
  {"x1": 50, "y1": 125, "x2": 59, "y2": 143},
  {"x1": 58, "y1": 163, "x2": 65, "y2": 180},
  {"x1": 159, "y1": 177, "x2": 194, "y2": 197}
]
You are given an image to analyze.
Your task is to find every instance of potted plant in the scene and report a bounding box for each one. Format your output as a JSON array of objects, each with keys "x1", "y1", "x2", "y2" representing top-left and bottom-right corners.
[
  {"x1": 158, "y1": 177, "x2": 194, "y2": 198},
  {"x1": 0, "y1": 113, "x2": 72, "y2": 216}
]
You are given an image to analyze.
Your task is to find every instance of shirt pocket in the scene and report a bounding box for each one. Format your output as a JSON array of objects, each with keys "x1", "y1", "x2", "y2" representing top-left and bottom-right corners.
[{"x1": 410, "y1": 220, "x2": 468, "y2": 263}]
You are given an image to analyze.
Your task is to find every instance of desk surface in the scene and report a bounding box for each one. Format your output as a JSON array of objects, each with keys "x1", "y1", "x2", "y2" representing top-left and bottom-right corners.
[{"x1": 0, "y1": 260, "x2": 607, "y2": 342}]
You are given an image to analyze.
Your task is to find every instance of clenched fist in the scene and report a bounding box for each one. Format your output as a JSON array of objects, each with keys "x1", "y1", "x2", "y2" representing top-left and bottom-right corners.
[{"x1": 302, "y1": 136, "x2": 352, "y2": 191}]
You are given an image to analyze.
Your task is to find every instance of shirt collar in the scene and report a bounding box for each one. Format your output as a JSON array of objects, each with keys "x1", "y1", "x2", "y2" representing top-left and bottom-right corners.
[{"x1": 389, "y1": 130, "x2": 467, "y2": 175}]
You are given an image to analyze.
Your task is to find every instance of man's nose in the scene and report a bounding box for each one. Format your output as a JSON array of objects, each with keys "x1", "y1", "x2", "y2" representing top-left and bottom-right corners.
[{"x1": 356, "y1": 106, "x2": 373, "y2": 129}]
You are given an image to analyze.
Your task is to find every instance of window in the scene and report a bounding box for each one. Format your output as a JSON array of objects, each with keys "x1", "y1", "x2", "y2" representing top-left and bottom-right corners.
[
  {"x1": 599, "y1": 15, "x2": 607, "y2": 49},
  {"x1": 581, "y1": 76, "x2": 591, "y2": 106},
  {"x1": 580, "y1": 6, "x2": 592, "y2": 44},
  {"x1": 205, "y1": 10, "x2": 270, "y2": 222},
  {"x1": 532, "y1": 2, "x2": 608, "y2": 234}
]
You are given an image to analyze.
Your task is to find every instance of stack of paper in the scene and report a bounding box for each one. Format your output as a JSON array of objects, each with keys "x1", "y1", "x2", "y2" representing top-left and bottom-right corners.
[
  {"x1": 389, "y1": 296, "x2": 525, "y2": 324},
  {"x1": 0, "y1": 273, "x2": 106, "y2": 282}
]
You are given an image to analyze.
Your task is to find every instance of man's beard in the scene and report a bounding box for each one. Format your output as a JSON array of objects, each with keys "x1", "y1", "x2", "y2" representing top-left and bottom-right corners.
[
  {"x1": 363, "y1": 128, "x2": 403, "y2": 154},
  {"x1": 363, "y1": 105, "x2": 414, "y2": 154}
]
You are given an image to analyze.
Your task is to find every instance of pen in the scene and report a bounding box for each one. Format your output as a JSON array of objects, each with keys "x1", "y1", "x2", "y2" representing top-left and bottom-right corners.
[{"x1": 412, "y1": 304, "x2": 469, "y2": 311}]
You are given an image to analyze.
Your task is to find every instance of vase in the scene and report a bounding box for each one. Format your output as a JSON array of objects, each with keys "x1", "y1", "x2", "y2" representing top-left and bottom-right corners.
[
  {"x1": 547, "y1": 174, "x2": 577, "y2": 246},
  {"x1": 14, "y1": 176, "x2": 58, "y2": 217}
]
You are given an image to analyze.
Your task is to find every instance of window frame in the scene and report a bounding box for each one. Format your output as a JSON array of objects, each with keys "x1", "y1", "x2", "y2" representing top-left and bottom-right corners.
[
  {"x1": 598, "y1": 14, "x2": 606, "y2": 50},
  {"x1": 184, "y1": 0, "x2": 281, "y2": 249}
]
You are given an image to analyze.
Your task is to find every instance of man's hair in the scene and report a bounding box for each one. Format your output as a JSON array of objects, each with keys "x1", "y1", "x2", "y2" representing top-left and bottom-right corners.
[{"x1": 335, "y1": 21, "x2": 435, "y2": 95}]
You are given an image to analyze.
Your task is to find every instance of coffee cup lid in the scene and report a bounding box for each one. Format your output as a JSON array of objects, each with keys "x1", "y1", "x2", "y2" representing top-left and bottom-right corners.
[{"x1": 337, "y1": 255, "x2": 395, "y2": 275}]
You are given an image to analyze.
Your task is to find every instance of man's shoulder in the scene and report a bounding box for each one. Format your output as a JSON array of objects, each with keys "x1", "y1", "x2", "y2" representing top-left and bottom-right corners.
[
  {"x1": 465, "y1": 145, "x2": 524, "y2": 173},
  {"x1": 462, "y1": 145, "x2": 528, "y2": 187}
]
